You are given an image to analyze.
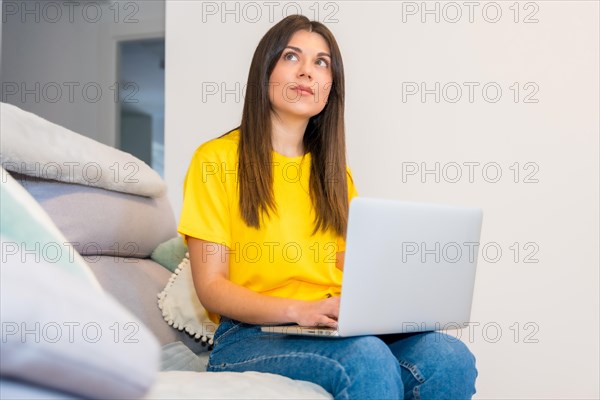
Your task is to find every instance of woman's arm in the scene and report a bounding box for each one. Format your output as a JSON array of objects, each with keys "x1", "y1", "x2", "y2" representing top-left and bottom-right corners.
[
  {"x1": 336, "y1": 251, "x2": 345, "y2": 271},
  {"x1": 188, "y1": 237, "x2": 339, "y2": 327}
]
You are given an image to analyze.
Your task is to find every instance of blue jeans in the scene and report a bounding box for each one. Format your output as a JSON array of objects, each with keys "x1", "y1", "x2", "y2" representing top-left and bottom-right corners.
[{"x1": 207, "y1": 317, "x2": 477, "y2": 399}]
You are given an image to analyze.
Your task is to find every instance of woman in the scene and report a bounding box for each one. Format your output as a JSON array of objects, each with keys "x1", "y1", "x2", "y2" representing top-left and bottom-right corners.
[{"x1": 178, "y1": 14, "x2": 477, "y2": 399}]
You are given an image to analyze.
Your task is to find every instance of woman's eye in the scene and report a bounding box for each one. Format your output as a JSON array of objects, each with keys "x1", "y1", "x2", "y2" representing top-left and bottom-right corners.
[
  {"x1": 284, "y1": 52, "x2": 298, "y2": 61},
  {"x1": 316, "y1": 58, "x2": 329, "y2": 68}
]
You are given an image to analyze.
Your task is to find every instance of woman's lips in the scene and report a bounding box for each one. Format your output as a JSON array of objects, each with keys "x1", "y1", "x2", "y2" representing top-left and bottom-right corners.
[{"x1": 292, "y1": 86, "x2": 314, "y2": 95}]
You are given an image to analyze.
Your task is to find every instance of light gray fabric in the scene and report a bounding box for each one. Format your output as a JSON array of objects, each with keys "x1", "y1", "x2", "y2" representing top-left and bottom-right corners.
[
  {"x1": 160, "y1": 342, "x2": 209, "y2": 372},
  {"x1": 145, "y1": 371, "x2": 333, "y2": 399},
  {"x1": 87, "y1": 256, "x2": 211, "y2": 352},
  {"x1": 1, "y1": 244, "x2": 161, "y2": 400},
  {"x1": 0, "y1": 378, "x2": 78, "y2": 400},
  {"x1": 13, "y1": 172, "x2": 176, "y2": 258},
  {"x1": 1, "y1": 169, "x2": 160, "y2": 399},
  {"x1": 10, "y1": 171, "x2": 208, "y2": 350},
  {"x1": 0, "y1": 102, "x2": 166, "y2": 197}
]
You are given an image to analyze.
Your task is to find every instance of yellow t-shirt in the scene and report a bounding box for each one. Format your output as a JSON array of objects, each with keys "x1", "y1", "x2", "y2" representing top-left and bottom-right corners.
[{"x1": 178, "y1": 129, "x2": 358, "y2": 323}]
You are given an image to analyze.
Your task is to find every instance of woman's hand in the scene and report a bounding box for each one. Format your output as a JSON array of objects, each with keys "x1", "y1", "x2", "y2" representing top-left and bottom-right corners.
[{"x1": 289, "y1": 296, "x2": 340, "y2": 328}]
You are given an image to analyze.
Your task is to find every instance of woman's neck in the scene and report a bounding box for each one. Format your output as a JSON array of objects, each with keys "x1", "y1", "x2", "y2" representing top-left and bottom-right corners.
[{"x1": 270, "y1": 114, "x2": 308, "y2": 157}]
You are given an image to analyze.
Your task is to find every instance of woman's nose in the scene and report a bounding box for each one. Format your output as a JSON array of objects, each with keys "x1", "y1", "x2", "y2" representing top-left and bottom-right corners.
[{"x1": 297, "y1": 61, "x2": 313, "y2": 80}]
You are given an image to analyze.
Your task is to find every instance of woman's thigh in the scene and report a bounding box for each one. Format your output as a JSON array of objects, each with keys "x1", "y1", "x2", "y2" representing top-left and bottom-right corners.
[{"x1": 208, "y1": 319, "x2": 404, "y2": 400}]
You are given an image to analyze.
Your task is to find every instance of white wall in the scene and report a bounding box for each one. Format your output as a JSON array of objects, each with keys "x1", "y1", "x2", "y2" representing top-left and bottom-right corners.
[
  {"x1": 0, "y1": 0, "x2": 3, "y2": 69},
  {"x1": 1, "y1": 0, "x2": 164, "y2": 146},
  {"x1": 165, "y1": 1, "x2": 599, "y2": 398}
]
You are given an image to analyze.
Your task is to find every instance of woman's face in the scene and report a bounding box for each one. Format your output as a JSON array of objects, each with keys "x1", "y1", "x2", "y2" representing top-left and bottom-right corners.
[{"x1": 268, "y1": 30, "x2": 333, "y2": 121}]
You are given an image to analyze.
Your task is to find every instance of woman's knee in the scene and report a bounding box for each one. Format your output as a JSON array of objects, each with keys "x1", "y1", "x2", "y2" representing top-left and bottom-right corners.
[
  {"x1": 420, "y1": 333, "x2": 478, "y2": 398},
  {"x1": 429, "y1": 332, "x2": 475, "y2": 370},
  {"x1": 343, "y1": 336, "x2": 400, "y2": 366},
  {"x1": 336, "y1": 336, "x2": 404, "y2": 396},
  {"x1": 432, "y1": 332, "x2": 477, "y2": 377},
  {"x1": 390, "y1": 332, "x2": 477, "y2": 384}
]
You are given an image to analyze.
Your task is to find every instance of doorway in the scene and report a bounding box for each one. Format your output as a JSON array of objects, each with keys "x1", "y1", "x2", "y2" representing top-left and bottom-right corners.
[{"x1": 117, "y1": 38, "x2": 165, "y2": 177}]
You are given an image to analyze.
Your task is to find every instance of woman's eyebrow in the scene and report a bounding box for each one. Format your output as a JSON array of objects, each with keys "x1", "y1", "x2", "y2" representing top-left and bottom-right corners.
[{"x1": 285, "y1": 45, "x2": 331, "y2": 59}]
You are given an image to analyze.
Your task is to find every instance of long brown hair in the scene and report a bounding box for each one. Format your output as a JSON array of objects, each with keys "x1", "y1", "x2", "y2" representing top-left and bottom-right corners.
[{"x1": 237, "y1": 15, "x2": 348, "y2": 237}]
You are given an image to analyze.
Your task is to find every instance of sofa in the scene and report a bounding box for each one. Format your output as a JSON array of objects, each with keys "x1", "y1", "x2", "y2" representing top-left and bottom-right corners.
[{"x1": 0, "y1": 102, "x2": 332, "y2": 399}]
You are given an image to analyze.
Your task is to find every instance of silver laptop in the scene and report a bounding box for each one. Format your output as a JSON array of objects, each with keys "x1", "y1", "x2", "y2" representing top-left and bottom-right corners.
[{"x1": 261, "y1": 197, "x2": 483, "y2": 337}]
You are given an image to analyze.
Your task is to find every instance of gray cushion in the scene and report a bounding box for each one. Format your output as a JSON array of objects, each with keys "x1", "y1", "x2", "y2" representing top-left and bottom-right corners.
[
  {"x1": 12, "y1": 172, "x2": 176, "y2": 258},
  {"x1": 87, "y1": 256, "x2": 211, "y2": 352},
  {"x1": 1, "y1": 168, "x2": 161, "y2": 399}
]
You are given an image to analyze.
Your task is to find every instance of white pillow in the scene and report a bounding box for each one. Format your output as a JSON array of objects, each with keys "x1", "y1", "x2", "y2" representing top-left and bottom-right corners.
[
  {"x1": 0, "y1": 102, "x2": 165, "y2": 197},
  {"x1": 145, "y1": 371, "x2": 332, "y2": 399},
  {"x1": 0, "y1": 168, "x2": 161, "y2": 399},
  {"x1": 157, "y1": 254, "x2": 218, "y2": 345}
]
